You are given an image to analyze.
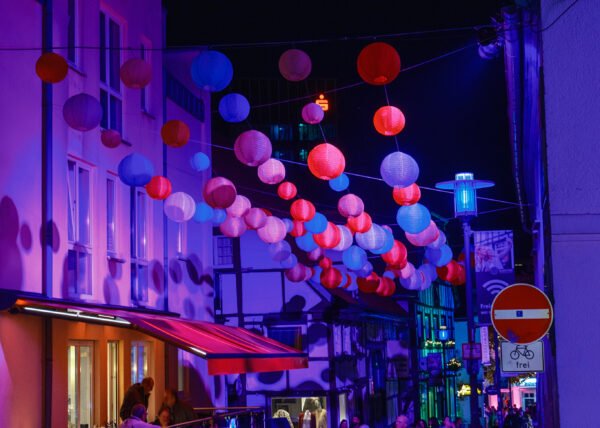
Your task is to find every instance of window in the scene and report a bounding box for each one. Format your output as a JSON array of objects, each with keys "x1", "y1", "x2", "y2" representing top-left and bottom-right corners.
[
  {"x1": 67, "y1": 159, "x2": 93, "y2": 295},
  {"x1": 68, "y1": 341, "x2": 93, "y2": 428},
  {"x1": 131, "y1": 341, "x2": 150, "y2": 384},
  {"x1": 131, "y1": 190, "x2": 148, "y2": 302},
  {"x1": 165, "y1": 72, "x2": 204, "y2": 121},
  {"x1": 100, "y1": 11, "x2": 122, "y2": 133},
  {"x1": 298, "y1": 148, "x2": 308, "y2": 161},
  {"x1": 214, "y1": 236, "x2": 233, "y2": 266},
  {"x1": 107, "y1": 341, "x2": 119, "y2": 426},
  {"x1": 106, "y1": 177, "x2": 117, "y2": 254},
  {"x1": 67, "y1": 0, "x2": 79, "y2": 65},
  {"x1": 268, "y1": 326, "x2": 304, "y2": 351},
  {"x1": 140, "y1": 43, "x2": 151, "y2": 113}
]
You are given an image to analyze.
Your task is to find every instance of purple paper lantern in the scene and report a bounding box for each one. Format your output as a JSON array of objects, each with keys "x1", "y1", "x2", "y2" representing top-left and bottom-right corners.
[
  {"x1": 234, "y1": 130, "x2": 272, "y2": 167},
  {"x1": 220, "y1": 216, "x2": 247, "y2": 238},
  {"x1": 338, "y1": 194, "x2": 364, "y2": 218},
  {"x1": 268, "y1": 241, "x2": 292, "y2": 262},
  {"x1": 301, "y1": 102, "x2": 324, "y2": 124},
  {"x1": 355, "y1": 224, "x2": 387, "y2": 251},
  {"x1": 257, "y1": 158, "x2": 286, "y2": 184},
  {"x1": 333, "y1": 225, "x2": 353, "y2": 252},
  {"x1": 278, "y1": 49, "x2": 312, "y2": 82},
  {"x1": 380, "y1": 151, "x2": 419, "y2": 188},
  {"x1": 285, "y1": 263, "x2": 308, "y2": 282},
  {"x1": 63, "y1": 93, "x2": 103, "y2": 131},
  {"x1": 280, "y1": 253, "x2": 298, "y2": 269}
]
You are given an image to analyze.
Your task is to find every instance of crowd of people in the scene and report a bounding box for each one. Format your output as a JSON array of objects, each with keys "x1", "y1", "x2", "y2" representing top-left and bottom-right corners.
[
  {"x1": 336, "y1": 414, "x2": 462, "y2": 428},
  {"x1": 118, "y1": 377, "x2": 199, "y2": 428},
  {"x1": 485, "y1": 404, "x2": 536, "y2": 428}
]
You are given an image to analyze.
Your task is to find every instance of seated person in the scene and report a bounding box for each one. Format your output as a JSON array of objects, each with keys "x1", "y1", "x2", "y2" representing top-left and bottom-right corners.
[
  {"x1": 152, "y1": 405, "x2": 171, "y2": 427},
  {"x1": 119, "y1": 403, "x2": 156, "y2": 428}
]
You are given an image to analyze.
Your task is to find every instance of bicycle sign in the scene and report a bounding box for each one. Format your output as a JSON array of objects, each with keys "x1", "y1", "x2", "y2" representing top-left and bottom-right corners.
[{"x1": 501, "y1": 341, "x2": 544, "y2": 373}]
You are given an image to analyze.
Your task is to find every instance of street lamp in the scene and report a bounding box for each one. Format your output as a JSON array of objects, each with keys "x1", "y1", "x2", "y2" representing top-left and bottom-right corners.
[
  {"x1": 437, "y1": 325, "x2": 450, "y2": 419},
  {"x1": 436, "y1": 172, "x2": 494, "y2": 428}
]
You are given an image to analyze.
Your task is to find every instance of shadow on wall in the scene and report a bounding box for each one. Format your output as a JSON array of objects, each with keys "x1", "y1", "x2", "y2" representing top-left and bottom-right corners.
[{"x1": 0, "y1": 196, "x2": 23, "y2": 290}]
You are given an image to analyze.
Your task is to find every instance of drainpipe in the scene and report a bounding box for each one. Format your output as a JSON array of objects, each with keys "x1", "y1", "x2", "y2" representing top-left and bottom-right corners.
[{"x1": 162, "y1": 7, "x2": 169, "y2": 313}]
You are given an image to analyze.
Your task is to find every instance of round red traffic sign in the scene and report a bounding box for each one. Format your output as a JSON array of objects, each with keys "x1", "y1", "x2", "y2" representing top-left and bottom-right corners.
[{"x1": 490, "y1": 283, "x2": 553, "y2": 344}]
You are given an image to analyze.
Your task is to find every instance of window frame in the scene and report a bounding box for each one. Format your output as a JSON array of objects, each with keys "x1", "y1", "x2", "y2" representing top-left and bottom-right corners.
[
  {"x1": 99, "y1": 10, "x2": 123, "y2": 134},
  {"x1": 67, "y1": 0, "x2": 80, "y2": 66},
  {"x1": 140, "y1": 39, "x2": 152, "y2": 114},
  {"x1": 131, "y1": 188, "x2": 149, "y2": 303},
  {"x1": 67, "y1": 341, "x2": 94, "y2": 428},
  {"x1": 106, "y1": 174, "x2": 118, "y2": 256},
  {"x1": 213, "y1": 235, "x2": 234, "y2": 267}
]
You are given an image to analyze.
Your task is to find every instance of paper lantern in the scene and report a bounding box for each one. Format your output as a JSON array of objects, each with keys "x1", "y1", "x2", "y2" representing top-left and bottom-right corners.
[
  {"x1": 277, "y1": 181, "x2": 297, "y2": 200},
  {"x1": 36, "y1": 52, "x2": 68, "y2": 83},
  {"x1": 290, "y1": 220, "x2": 306, "y2": 237},
  {"x1": 355, "y1": 261, "x2": 374, "y2": 278},
  {"x1": 285, "y1": 263, "x2": 308, "y2": 282},
  {"x1": 193, "y1": 202, "x2": 214, "y2": 222},
  {"x1": 145, "y1": 176, "x2": 172, "y2": 200},
  {"x1": 191, "y1": 50, "x2": 233, "y2": 92},
  {"x1": 355, "y1": 224, "x2": 386, "y2": 251},
  {"x1": 347, "y1": 212, "x2": 372, "y2": 234},
  {"x1": 425, "y1": 244, "x2": 453, "y2": 267},
  {"x1": 244, "y1": 208, "x2": 267, "y2": 229},
  {"x1": 452, "y1": 263, "x2": 466, "y2": 286},
  {"x1": 164, "y1": 192, "x2": 195, "y2": 223},
  {"x1": 307, "y1": 143, "x2": 345, "y2": 180},
  {"x1": 380, "y1": 151, "x2": 419, "y2": 188},
  {"x1": 305, "y1": 212, "x2": 328, "y2": 234},
  {"x1": 428, "y1": 230, "x2": 447, "y2": 249},
  {"x1": 308, "y1": 247, "x2": 324, "y2": 262},
  {"x1": 220, "y1": 216, "x2": 247, "y2": 238},
  {"x1": 226, "y1": 195, "x2": 251, "y2": 218},
  {"x1": 329, "y1": 173, "x2": 349, "y2": 192},
  {"x1": 295, "y1": 232, "x2": 318, "y2": 252},
  {"x1": 396, "y1": 203, "x2": 431, "y2": 234},
  {"x1": 356, "y1": 42, "x2": 401, "y2": 85},
  {"x1": 343, "y1": 245, "x2": 368, "y2": 270},
  {"x1": 320, "y1": 267, "x2": 343, "y2": 289},
  {"x1": 357, "y1": 273, "x2": 380, "y2": 293},
  {"x1": 257, "y1": 216, "x2": 287, "y2": 244},
  {"x1": 382, "y1": 240, "x2": 408, "y2": 268},
  {"x1": 203, "y1": 177, "x2": 237, "y2": 209},
  {"x1": 269, "y1": 241, "x2": 292, "y2": 262},
  {"x1": 120, "y1": 58, "x2": 152, "y2": 89},
  {"x1": 393, "y1": 183, "x2": 421, "y2": 206},
  {"x1": 400, "y1": 272, "x2": 421, "y2": 290},
  {"x1": 63, "y1": 93, "x2": 102, "y2": 131},
  {"x1": 373, "y1": 106, "x2": 405, "y2": 136},
  {"x1": 278, "y1": 49, "x2": 312, "y2": 82},
  {"x1": 282, "y1": 218, "x2": 294, "y2": 233},
  {"x1": 234, "y1": 130, "x2": 272, "y2": 167},
  {"x1": 258, "y1": 158, "x2": 286, "y2": 184},
  {"x1": 280, "y1": 254, "x2": 298, "y2": 269},
  {"x1": 313, "y1": 222, "x2": 341, "y2": 249},
  {"x1": 302, "y1": 102, "x2": 324, "y2": 124},
  {"x1": 333, "y1": 225, "x2": 353, "y2": 252},
  {"x1": 338, "y1": 194, "x2": 364, "y2": 218},
  {"x1": 290, "y1": 199, "x2": 316, "y2": 222},
  {"x1": 190, "y1": 152, "x2": 211, "y2": 171},
  {"x1": 420, "y1": 263, "x2": 438, "y2": 283},
  {"x1": 370, "y1": 228, "x2": 395, "y2": 255},
  {"x1": 101, "y1": 129, "x2": 121, "y2": 148},
  {"x1": 405, "y1": 220, "x2": 439, "y2": 247},
  {"x1": 376, "y1": 276, "x2": 396, "y2": 297},
  {"x1": 118, "y1": 153, "x2": 154, "y2": 187},
  {"x1": 318, "y1": 256, "x2": 332, "y2": 269},
  {"x1": 399, "y1": 262, "x2": 415, "y2": 280},
  {"x1": 218, "y1": 93, "x2": 250, "y2": 123},
  {"x1": 161, "y1": 120, "x2": 190, "y2": 148},
  {"x1": 212, "y1": 209, "x2": 227, "y2": 225}
]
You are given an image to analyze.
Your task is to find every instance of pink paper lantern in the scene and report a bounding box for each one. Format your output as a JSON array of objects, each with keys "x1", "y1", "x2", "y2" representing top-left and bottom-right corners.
[
  {"x1": 234, "y1": 130, "x2": 272, "y2": 167},
  {"x1": 332, "y1": 225, "x2": 353, "y2": 251},
  {"x1": 226, "y1": 195, "x2": 251, "y2": 217},
  {"x1": 257, "y1": 216, "x2": 287, "y2": 244},
  {"x1": 338, "y1": 194, "x2": 364, "y2": 218},
  {"x1": 120, "y1": 58, "x2": 152, "y2": 89},
  {"x1": 164, "y1": 192, "x2": 195, "y2": 223},
  {"x1": 244, "y1": 208, "x2": 267, "y2": 229},
  {"x1": 257, "y1": 158, "x2": 286, "y2": 184},
  {"x1": 405, "y1": 220, "x2": 439, "y2": 247},
  {"x1": 285, "y1": 263, "x2": 309, "y2": 282},
  {"x1": 277, "y1": 181, "x2": 297, "y2": 200},
  {"x1": 220, "y1": 216, "x2": 247, "y2": 238},
  {"x1": 278, "y1": 49, "x2": 312, "y2": 82},
  {"x1": 203, "y1": 177, "x2": 237, "y2": 209},
  {"x1": 302, "y1": 102, "x2": 324, "y2": 124}
]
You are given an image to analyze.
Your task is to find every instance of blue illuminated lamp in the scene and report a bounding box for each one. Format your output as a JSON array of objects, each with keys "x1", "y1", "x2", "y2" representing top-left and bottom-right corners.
[
  {"x1": 435, "y1": 172, "x2": 494, "y2": 218},
  {"x1": 437, "y1": 325, "x2": 450, "y2": 342}
]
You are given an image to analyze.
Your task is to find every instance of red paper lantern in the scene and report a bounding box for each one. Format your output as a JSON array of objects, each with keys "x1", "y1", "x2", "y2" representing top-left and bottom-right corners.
[
  {"x1": 356, "y1": 42, "x2": 401, "y2": 85},
  {"x1": 357, "y1": 273, "x2": 380, "y2": 293},
  {"x1": 373, "y1": 105, "x2": 405, "y2": 136},
  {"x1": 203, "y1": 177, "x2": 237, "y2": 209},
  {"x1": 405, "y1": 220, "x2": 439, "y2": 247},
  {"x1": 290, "y1": 220, "x2": 306, "y2": 237},
  {"x1": 320, "y1": 267, "x2": 343, "y2": 289},
  {"x1": 234, "y1": 130, "x2": 272, "y2": 167},
  {"x1": 338, "y1": 194, "x2": 364, "y2": 218},
  {"x1": 382, "y1": 240, "x2": 408, "y2": 268},
  {"x1": 290, "y1": 199, "x2": 316, "y2": 222},
  {"x1": 244, "y1": 207, "x2": 267, "y2": 229},
  {"x1": 313, "y1": 222, "x2": 341, "y2": 249},
  {"x1": 277, "y1": 181, "x2": 297, "y2": 200},
  {"x1": 376, "y1": 276, "x2": 396, "y2": 297},
  {"x1": 101, "y1": 129, "x2": 121, "y2": 148},
  {"x1": 347, "y1": 212, "x2": 372, "y2": 234},
  {"x1": 342, "y1": 273, "x2": 353, "y2": 289},
  {"x1": 120, "y1": 58, "x2": 152, "y2": 89},
  {"x1": 452, "y1": 263, "x2": 466, "y2": 285},
  {"x1": 307, "y1": 143, "x2": 345, "y2": 180},
  {"x1": 393, "y1": 183, "x2": 421, "y2": 206},
  {"x1": 261, "y1": 208, "x2": 273, "y2": 217},
  {"x1": 161, "y1": 120, "x2": 190, "y2": 148},
  {"x1": 145, "y1": 176, "x2": 172, "y2": 200},
  {"x1": 35, "y1": 52, "x2": 68, "y2": 83},
  {"x1": 279, "y1": 49, "x2": 312, "y2": 82},
  {"x1": 319, "y1": 256, "x2": 332, "y2": 269},
  {"x1": 219, "y1": 216, "x2": 247, "y2": 238}
]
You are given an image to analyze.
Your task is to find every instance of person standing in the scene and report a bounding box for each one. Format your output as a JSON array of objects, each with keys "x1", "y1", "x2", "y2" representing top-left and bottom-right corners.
[
  {"x1": 395, "y1": 415, "x2": 410, "y2": 428},
  {"x1": 163, "y1": 388, "x2": 196, "y2": 425},
  {"x1": 120, "y1": 377, "x2": 155, "y2": 422}
]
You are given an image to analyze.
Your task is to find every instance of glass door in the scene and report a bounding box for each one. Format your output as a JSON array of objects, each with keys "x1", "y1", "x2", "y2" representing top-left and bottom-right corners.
[
  {"x1": 107, "y1": 341, "x2": 120, "y2": 426},
  {"x1": 68, "y1": 341, "x2": 94, "y2": 428}
]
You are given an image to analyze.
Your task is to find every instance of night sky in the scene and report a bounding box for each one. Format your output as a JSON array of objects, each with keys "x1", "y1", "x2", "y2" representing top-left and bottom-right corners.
[{"x1": 164, "y1": 1, "x2": 531, "y2": 274}]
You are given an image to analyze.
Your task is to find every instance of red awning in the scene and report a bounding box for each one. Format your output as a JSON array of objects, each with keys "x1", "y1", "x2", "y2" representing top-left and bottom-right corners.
[{"x1": 12, "y1": 298, "x2": 308, "y2": 375}]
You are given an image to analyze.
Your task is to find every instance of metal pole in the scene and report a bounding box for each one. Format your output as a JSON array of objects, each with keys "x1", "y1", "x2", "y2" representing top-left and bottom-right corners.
[
  {"x1": 463, "y1": 220, "x2": 481, "y2": 427},
  {"x1": 493, "y1": 330, "x2": 503, "y2": 426},
  {"x1": 441, "y1": 342, "x2": 447, "y2": 419}
]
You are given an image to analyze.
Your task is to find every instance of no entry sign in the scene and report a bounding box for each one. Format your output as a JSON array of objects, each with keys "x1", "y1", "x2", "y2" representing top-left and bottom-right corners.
[{"x1": 491, "y1": 283, "x2": 553, "y2": 344}]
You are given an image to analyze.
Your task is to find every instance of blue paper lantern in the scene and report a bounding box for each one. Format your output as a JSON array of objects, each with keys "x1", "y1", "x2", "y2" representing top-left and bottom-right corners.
[
  {"x1": 280, "y1": 253, "x2": 298, "y2": 269},
  {"x1": 343, "y1": 245, "x2": 368, "y2": 270},
  {"x1": 268, "y1": 241, "x2": 292, "y2": 262},
  {"x1": 295, "y1": 233, "x2": 318, "y2": 252},
  {"x1": 190, "y1": 152, "x2": 211, "y2": 171},
  {"x1": 304, "y1": 212, "x2": 328, "y2": 234},
  {"x1": 355, "y1": 224, "x2": 387, "y2": 251},
  {"x1": 212, "y1": 208, "x2": 227, "y2": 225},
  {"x1": 118, "y1": 153, "x2": 154, "y2": 187},
  {"x1": 191, "y1": 50, "x2": 233, "y2": 92},
  {"x1": 282, "y1": 218, "x2": 293, "y2": 233},
  {"x1": 383, "y1": 270, "x2": 396, "y2": 280},
  {"x1": 193, "y1": 202, "x2": 214, "y2": 222},
  {"x1": 371, "y1": 228, "x2": 395, "y2": 255},
  {"x1": 396, "y1": 203, "x2": 431, "y2": 234},
  {"x1": 329, "y1": 173, "x2": 350, "y2": 192},
  {"x1": 419, "y1": 263, "x2": 438, "y2": 282},
  {"x1": 380, "y1": 151, "x2": 419, "y2": 188},
  {"x1": 355, "y1": 261, "x2": 374, "y2": 278},
  {"x1": 425, "y1": 244, "x2": 453, "y2": 267},
  {"x1": 218, "y1": 93, "x2": 250, "y2": 123}
]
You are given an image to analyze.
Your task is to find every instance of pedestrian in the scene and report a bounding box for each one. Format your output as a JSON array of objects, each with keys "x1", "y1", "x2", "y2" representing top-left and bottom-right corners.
[
  {"x1": 416, "y1": 419, "x2": 428, "y2": 428},
  {"x1": 119, "y1": 403, "x2": 156, "y2": 428},
  {"x1": 428, "y1": 417, "x2": 440, "y2": 428},
  {"x1": 120, "y1": 377, "x2": 155, "y2": 422},
  {"x1": 442, "y1": 416, "x2": 455, "y2": 428},
  {"x1": 395, "y1": 414, "x2": 410, "y2": 428},
  {"x1": 339, "y1": 419, "x2": 349, "y2": 428},
  {"x1": 163, "y1": 387, "x2": 196, "y2": 425},
  {"x1": 152, "y1": 405, "x2": 171, "y2": 427},
  {"x1": 350, "y1": 415, "x2": 362, "y2": 428}
]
